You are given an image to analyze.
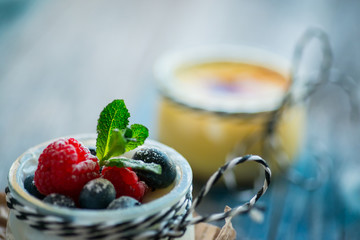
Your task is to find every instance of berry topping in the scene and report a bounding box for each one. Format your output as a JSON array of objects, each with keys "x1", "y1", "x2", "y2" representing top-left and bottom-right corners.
[
  {"x1": 88, "y1": 147, "x2": 97, "y2": 156},
  {"x1": 34, "y1": 138, "x2": 100, "y2": 199},
  {"x1": 43, "y1": 193, "x2": 76, "y2": 208},
  {"x1": 133, "y1": 147, "x2": 176, "y2": 189},
  {"x1": 24, "y1": 174, "x2": 45, "y2": 199},
  {"x1": 101, "y1": 166, "x2": 147, "y2": 201},
  {"x1": 107, "y1": 196, "x2": 141, "y2": 209},
  {"x1": 79, "y1": 178, "x2": 116, "y2": 209}
]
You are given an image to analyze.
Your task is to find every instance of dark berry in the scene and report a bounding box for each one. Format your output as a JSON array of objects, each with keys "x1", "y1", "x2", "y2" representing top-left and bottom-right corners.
[
  {"x1": 101, "y1": 167, "x2": 148, "y2": 201},
  {"x1": 107, "y1": 196, "x2": 141, "y2": 209},
  {"x1": 88, "y1": 147, "x2": 97, "y2": 156},
  {"x1": 24, "y1": 174, "x2": 45, "y2": 199},
  {"x1": 133, "y1": 147, "x2": 176, "y2": 189},
  {"x1": 43, "y1": 193, "x2": 76, "y2": 208},
  {"x1": 79, "y1": 178, "x2": 116, "y2": 209}
]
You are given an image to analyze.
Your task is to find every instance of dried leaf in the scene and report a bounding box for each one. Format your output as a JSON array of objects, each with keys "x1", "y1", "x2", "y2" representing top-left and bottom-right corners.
[
  {"x1": 195, "y1": 222, "x2": 221, "y2": 240},
  {"x1": 215, "y1": 206, "x2": 237, "y2": 240},
  {"x1": 194, "y1": 206, "x2": 237, "y2": 240},
  {"x1": 0, "y1": 192, "x2": 9, "y2": 240}
]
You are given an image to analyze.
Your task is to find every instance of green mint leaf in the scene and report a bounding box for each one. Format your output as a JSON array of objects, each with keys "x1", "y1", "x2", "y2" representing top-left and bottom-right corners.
[
  {"x1": 105, "y1": 157, "x2": 162, "y2": 175},
  {"x1": 102, "y1": 129, "x2": 126, "y2": 162},
  {"x1": 125, "y1": 124, "x2": 149, "y2": 152},
  {"x1": 123, "y1": 127, "x2": 133, "y2": 138},
  {"x1": 96, "y1": 99, "x2": 130, "y2": 162}
]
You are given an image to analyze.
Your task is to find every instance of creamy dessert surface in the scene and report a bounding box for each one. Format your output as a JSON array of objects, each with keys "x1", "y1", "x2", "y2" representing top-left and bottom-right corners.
[
  {"x1": 142, "y1": 183, "x2": 175, "y2": 203},
  {"x1": 171, "y1": 62, "x2": 290, "y2": 113}
]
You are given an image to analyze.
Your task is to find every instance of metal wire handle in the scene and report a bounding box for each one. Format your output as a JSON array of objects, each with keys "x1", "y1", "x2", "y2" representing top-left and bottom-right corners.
[
  {"x1": 224, "y1": 27, "x2": 337, "y2": 191},
  {"x1": 266, "y1": 27, "x2": 333, "y2": 137}
]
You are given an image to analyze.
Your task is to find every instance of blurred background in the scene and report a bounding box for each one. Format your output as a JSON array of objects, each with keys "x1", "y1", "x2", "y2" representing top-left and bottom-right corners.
[{"x1": 1, "y1": 0, "x2": 360, "y2": 239}]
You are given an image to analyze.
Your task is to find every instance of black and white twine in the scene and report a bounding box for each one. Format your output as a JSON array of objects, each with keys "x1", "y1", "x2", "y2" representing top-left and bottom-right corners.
[{"x1": 6, "y1": 154, "x2": 271, "y2": 240}]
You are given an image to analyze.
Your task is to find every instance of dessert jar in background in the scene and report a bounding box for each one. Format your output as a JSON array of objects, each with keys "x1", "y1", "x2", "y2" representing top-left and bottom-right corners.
[
  {"x1": 6, "y1": 135, "x2": 194, "y2": 240},
  {"x1": 155, "y1": 45, "x2": 306, "y2": 186}
]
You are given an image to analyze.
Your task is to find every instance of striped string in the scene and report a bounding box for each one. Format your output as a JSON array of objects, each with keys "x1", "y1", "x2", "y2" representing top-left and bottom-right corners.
[{"x1": 183, "y1": 155, "x2": 271, "y2": 226}]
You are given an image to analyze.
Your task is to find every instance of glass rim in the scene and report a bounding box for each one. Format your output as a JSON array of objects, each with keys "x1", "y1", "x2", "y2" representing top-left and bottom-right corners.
[{"x1": 7, "y1": 134, "x2": 193, "y2": 224}]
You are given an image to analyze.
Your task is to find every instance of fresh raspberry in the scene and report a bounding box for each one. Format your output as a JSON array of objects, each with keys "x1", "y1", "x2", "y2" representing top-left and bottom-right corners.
[
  {"x1": 101, "y1": 166, "x2": 147, "y2": 202},
  {"x1": 34, "y1": 138, "x2": 100, "y2": 200}
]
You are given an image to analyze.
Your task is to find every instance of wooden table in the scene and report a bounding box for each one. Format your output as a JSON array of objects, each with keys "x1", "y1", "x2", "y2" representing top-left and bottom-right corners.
[{"x1": 1, "y1": 1, "x2": 360, "y2": 239}]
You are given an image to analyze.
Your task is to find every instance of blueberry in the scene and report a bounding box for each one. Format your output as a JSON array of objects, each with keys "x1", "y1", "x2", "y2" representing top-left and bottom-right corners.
[
  {"x1": 43, "y1": 194, "x2": 75, "y2": 208},
  {"x1": 107, "y1": 196, "x2": 141, "y2": 209},
  {"x1": 133, "y1": 147, "x2": 176, "y2": 189},
  {"x1": 79, "y1": 178, "x2": 116, "y2": 209},
  {"x1": 88, "y1": 147, "x2": 97, "y2": 156},
  {"x1": 23, "y1": 174, "x2": 45, "y2": 199}
]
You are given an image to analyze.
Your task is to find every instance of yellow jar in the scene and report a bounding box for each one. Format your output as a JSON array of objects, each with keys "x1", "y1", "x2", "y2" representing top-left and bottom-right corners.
[{"x1": 155, "y1": 46, "x2": 306, "y2": 186}]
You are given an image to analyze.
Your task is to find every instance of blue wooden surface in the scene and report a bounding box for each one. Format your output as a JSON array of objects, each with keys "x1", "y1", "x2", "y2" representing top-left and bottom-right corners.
[
  {"x1": 194, "y1": 150, "x2": 360, "y2": 239},
  {"x1": 1, "y1": 1, "x2": 360, "y2": 239}
]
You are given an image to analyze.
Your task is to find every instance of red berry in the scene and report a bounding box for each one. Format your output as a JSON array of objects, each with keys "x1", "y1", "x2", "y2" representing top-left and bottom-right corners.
[
  {"x1": 34, "y1": 138, "x2": 100, "y2": 200},
  {"x1": 101, "y1": 166, "x2": 147, "y2": 202}
]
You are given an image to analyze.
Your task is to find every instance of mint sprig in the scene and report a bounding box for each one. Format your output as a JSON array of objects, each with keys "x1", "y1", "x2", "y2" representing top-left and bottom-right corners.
[
  {"x1": 96, "y1": 99, "x2": 153, "y2": 172},
  {"x1": 102, "y1": 129, "x2": 126, "y2": 161},
  {"x1": 96, "y1": 99, "x2": 130, "y2": 162},
  {"x1": 125, "y1": 124, "x2": 149, "y2": 152}
]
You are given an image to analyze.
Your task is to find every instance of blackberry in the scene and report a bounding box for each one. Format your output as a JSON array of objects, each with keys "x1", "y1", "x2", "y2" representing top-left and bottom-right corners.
[
  {"x1": 24, "y1": 174, "x2": 45, "y2": 199},
  {"x1": 43, "y1": 193, "x2": 76, "y2": 208},
  {"x1": 88, "y1": 147, "x2": 97, "y2": 156},
  {"x1": 107, "y1": 196, "x2": 141, "y2": 209},
  {"x1": 133, "y1": 147, "x2": 176, "y2": 189},
  {"x1": 79, "y1": 178, "x2": 116, "y2": 209}
]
